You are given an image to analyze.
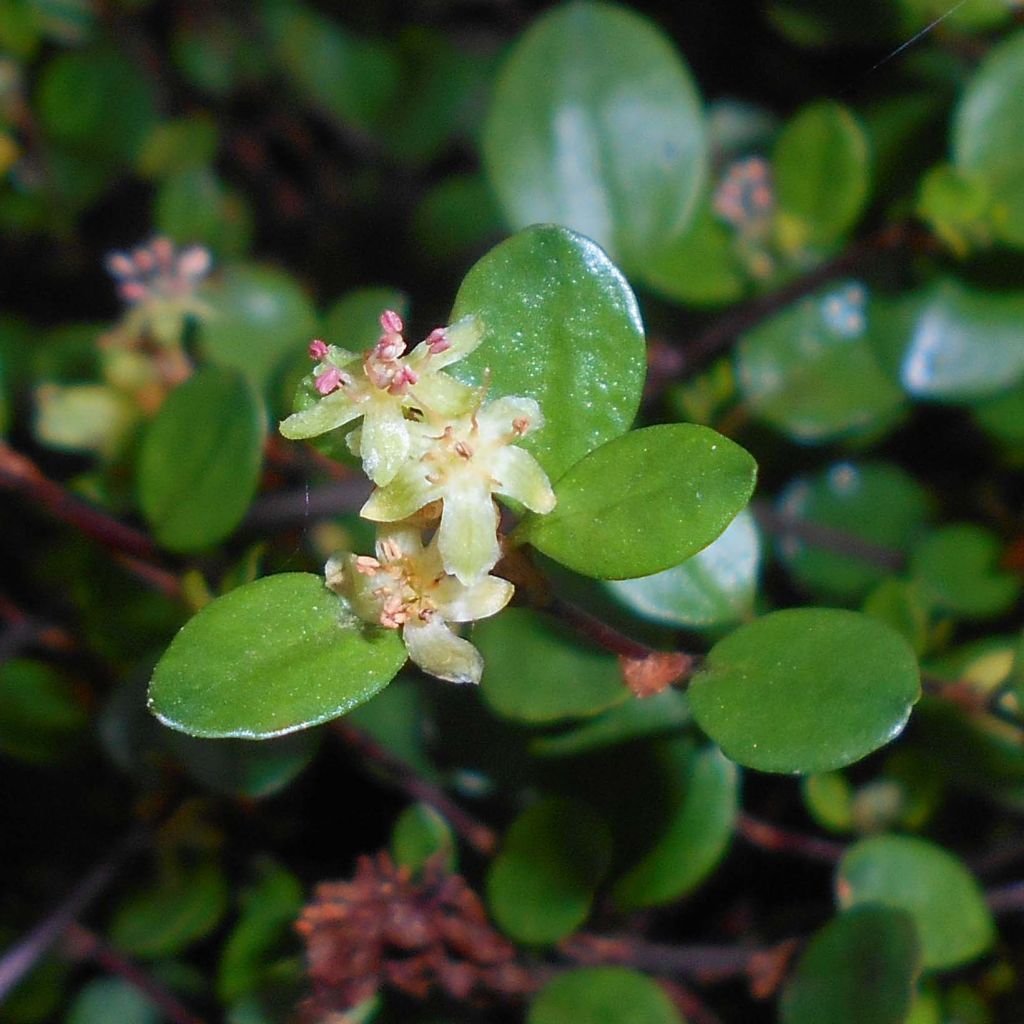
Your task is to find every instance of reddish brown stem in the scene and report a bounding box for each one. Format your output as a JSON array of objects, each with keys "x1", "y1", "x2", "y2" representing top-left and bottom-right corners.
[
  {"x1": 736, "y1": 811, "x2": 847, "y2": 865},
  {"x1": 64, "y1": 925, "x2": 205, "y2": 1024},
  {"x1": 332, "y1": 723, "x2": 499, "y2": 857}
]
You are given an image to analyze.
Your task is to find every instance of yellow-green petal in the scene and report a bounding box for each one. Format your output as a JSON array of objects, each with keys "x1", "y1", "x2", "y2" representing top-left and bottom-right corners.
[
  {"x1": 438, "y1": 477, "x2": 500, "y2": 585},
  {"x1": 360, "y1": 401, "x2": 412, "y2": 486},
  {"x1": 403, "y1": 615, "x2": 484, "y2": 684},
  {"x1": 279, "y1": 390, "x2": 363, "y2": 440},
  {"x1": 434, "y1": 575, "x2": 514, "y2": 623},
  {"x1": 491, "y1": 445, "x2": 556, "y2": 513},
  {"x1": 361, "y1": 463, "x2": 443, "y2": 522}
]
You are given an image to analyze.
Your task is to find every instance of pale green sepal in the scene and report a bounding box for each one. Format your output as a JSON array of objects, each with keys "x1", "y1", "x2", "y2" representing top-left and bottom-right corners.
[
  {"x1": 491, "y1": 445, "x2": 556, "y2": 513},
  {"x1": 412, "y1": 372, "x2": 478, "y2": 418},
  {"x1": 361, "y1": 463, "x2": 444, "y2": 522},
  {"x1": 403, "y1": 615, "x2": 484, "y2": 684},
  {"x1": 360, "y1": 401, "x2": 412, "y2": 486},
  {"x1": 438, "y1": 477, "x2": 501, "y2": 585},
  {"x1": 279, "y1": 390, "x2": 363, "y2": 440}
]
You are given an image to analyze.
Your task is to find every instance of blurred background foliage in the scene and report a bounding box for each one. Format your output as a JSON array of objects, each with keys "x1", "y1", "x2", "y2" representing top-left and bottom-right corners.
[{"x1": 3, "y1": 0, "x2": 1024, "y2": 1022}]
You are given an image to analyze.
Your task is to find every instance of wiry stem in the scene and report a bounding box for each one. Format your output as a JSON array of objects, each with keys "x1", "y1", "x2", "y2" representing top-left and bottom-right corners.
[{"x1": 736, "y1": 811, "x2": 846, "y2": 865}]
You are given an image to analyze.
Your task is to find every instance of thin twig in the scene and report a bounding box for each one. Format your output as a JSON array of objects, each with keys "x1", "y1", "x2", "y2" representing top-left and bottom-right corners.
[
  {"x1": 660, "y1": 979, "x2": 726, "y2": 1024},
  {"x1": 0, "y1": 826, "x2": 148, "y2": 1003},
  {"x1": 736, "y1": 811, "x2": 846, "y2": 865},
  {"x1": 676, "y1": 221, "x2": 925, "y2": 378},
  {"x1": 64, "y1": 924, "x2": 205, "y2": 1024},
  {"x1": 243, "y1": 478, "x2": 371, "y2": 534},
  {"x1": 332, "y1": 723, "x2": 499, "y2": 857},
  {"x1": 546, "y1": 597, "x2": 662, "y2": 661},
  {"x1": 986, "y1": 881, "x2": 1024, "y2": 915}
]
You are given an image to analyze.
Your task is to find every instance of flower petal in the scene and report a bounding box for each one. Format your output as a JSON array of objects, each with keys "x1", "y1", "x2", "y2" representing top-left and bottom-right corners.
[
  {"x1": 360, "y1": 400, "x2": 411, "y2": 486},
  {"x1": 491, "y1": 446, "x2": 556, "y2": 513},
  {"x1": 434, "y1": 574, "x2": 514, "y2": 623},
  {"x1": 412, "y1": 372, "x2": 478, "y2": 418},
  {"x1": 403, "y1": 615, "x2": 483, "y2": 684},
  {"x1": 279, "y1": 389, "x2": 363, "y2": 440},
  {"x1": 361, "y1": 462, "x2": 443, "y2": 522},
  {"x1": 477, "y1": 396, "x2": 544, "y2": 443},
  {"x1": 426, "y1": 314, "x2": 485, "y2": 371},
  {"x1": 438, "y1": 477, "x2": 500, "y2": 585}
]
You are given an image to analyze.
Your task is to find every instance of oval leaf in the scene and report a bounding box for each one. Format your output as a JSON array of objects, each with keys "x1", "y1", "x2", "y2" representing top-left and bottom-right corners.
[
  {"x1": 450, "y1": 225, "x2": 645, "y2": 480},
  {"x1": 520, "y1": 423, "x2": 757, "y2": 580},
  {"x1": 528, "y1": 967, "x2": 683, "y2": 1024},
  {"x1": 483, "y1": 1, "x2": 706, "y2": 272},
  {"x1": 836, "y1": 835, "x2": 995, "y2": 970},
  {"x1": 780, "y1": 906, "x2": 921, "y2": 1024},
  {"x1": 477, "y1": 608, "x2": 628, "y2": 724},
  {"x1": 486, "y1": 796, "x2": 612, "y2": 944},
  {"x1": 953, "y1": 31, "x2": 1024, "y2": 249},
  {"x1": 773, "y1": 101, "x2": 871, "y2": 247},
  {"x1": 607, "y1": 509, "x2": 760, "y2": 629},
  {"x1": 690, "y1": 608, "x2": 920, "y2": 773},
  {"x1": 149, "y1": 573, "x2": 407, "y2": 738},
  {"x1": 137, "y1": 366, "x2": 266, "y2": 552}
]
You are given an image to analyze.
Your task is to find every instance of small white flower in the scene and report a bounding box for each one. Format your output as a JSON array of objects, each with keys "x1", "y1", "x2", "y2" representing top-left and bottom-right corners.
[
  {"x1": 327, "y1": 527, "x2": 513, "y2": 684},
  {"x1": 360, "y1": 395, "x2": 556, "y2": 585},
  {"x1": 279, "y1": 310, "x2": 483, "y2": 487}
]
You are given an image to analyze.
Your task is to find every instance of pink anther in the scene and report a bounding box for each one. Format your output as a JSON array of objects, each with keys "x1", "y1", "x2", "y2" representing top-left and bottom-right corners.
[
  {"x1": 424, "y1": 328, "x2": 450, "y2": 355},
  {"x1": 309, "y1": 339, "x2": 329, "y2": 360},
  {"x1": 315, "y1": 367, "x2": 344, "y2": 395},
  {"x1": 380, "y1": 309, "x2": 404, "y2": 334}
]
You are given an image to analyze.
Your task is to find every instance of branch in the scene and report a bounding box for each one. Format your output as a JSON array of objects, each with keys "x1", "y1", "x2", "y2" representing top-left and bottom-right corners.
[
  {"x1": 64, "y1": 925, "x2": 205, "y2": 1024},
  {"x1": 0, "y1": 826, "x2": 148, "y2": 1003},
  {"x1": 332, "y1": 723, "x2": 499, "y2": 858},
  {"x1": 243, "y1": 478, "x2": 371, "y2": 534},
  {"x1": 736, "y1": 811, "x2": 846, "y2": 865},
  {"x1": 676, "y1": 221, "x2": 926, "y2": 378},
  {"x1": 986, "y1": 881, "x2": 1024, "y2": 915}
]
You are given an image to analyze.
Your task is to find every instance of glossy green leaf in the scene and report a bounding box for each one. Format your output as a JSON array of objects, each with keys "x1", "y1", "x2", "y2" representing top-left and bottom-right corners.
[
  {"x1": 449, "y1": 225, "x2": 646, "y2": 480},
  {"x1": 149, "y1": 573, "x2": 407, "y2": 738},
  {"x1": 736, "y1": 284, "x2": 906, "y2": 442},
  {"x1": 66, "y1": 979, "x2": 160, "y2": 1024},
  {"x1": 391, "y1": 803, "x2": 457, "y2": 873},
  {"x1": 218, "y1": 864, "x2": 304, "y2": 1003},
  {"x1": 773, "y1": 101, "x2": 871, "y2": 247},
  {"x1": 137, "y1": 367, "x2": 266, "y2": 552},
  {"x1": 802, "y1": 773, "x2": 856, "y2": 833},
  {"x1": 837, "y1": 834, "x2": 995, "y2": 969},
  {"x1": 530, "y1": 689, "x2": 691, "y2": 758},
  {"x1": 910, "y1": 523, "x2": 1021, "y2": 620},
  {"x1": 607, "y1": 509, "x2": 760, "y2": 629},
  {"x1": 483, "y1": 0, "x2": 706, "y2": 272},
  {"x1": 631, "y1": 194, "x2": 745, "y2": 307},
  {"x1": 413, "y1": 174, "x2": 504, "y2": 257},
  {"x1": 898, "y1": 278, "x2": 1024, "y2": 400},
  {"x1": 109, "y1": 860, "x2": 229, "y2": 959},
  {"x1": 487, "y1": 796, "x2": 612, "y2": 944},
  {"x1": 137, "y1": 116, "x2": 219, "y2": 179},
  {"x1": 613, "y1": 744, "x2": 738, "y2": 909},
  {"x1": 155, "y1": 167, "x2": 253, "y2": 258},
  {"x1": 477, "y1": 608, "x2": 628, "y2": 724},
  {"x1": 780, "y1": 906, "x2": 920, "y2": 1024},
  {"x1": 528, "y1": 967, "x2": 683, "y2": 1024},
  {"x1": 690, "y1": 608, "x2": 920, "y2": 773},
  {"x1": 862, "y1": 579, "x2": 931, "y2": 657},
  {"x1": 972, "y1": 380, "x2": 1024, "y2": 448},
  {"x1": 953, "y1": 31, "x2": 1024, "y2": 249},
  {"x1": 0, "y1": 659, "x2": 87, "y2": 764},
  {"x1": 200, "y1": 265, "x2": 318, "y2": 389},
  {"x1": 775, "y1": 461, "x2": 930, "y2": 603},
  {"x1": 165, "y1": 730, "x2": 319, "y2": 799},
  {"x1": 519, "y1": 423, "x2": 757, "y2": 580}
]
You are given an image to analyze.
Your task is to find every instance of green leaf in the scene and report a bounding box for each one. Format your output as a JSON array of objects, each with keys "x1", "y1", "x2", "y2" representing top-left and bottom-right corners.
[
  {"x1": 972, "y1": 380, "x2": 1024, "y2": 448},
  {"x1": 519, "y1": 423, "x2": 757, "y2": 580},
  {"x1": 953, "y1": 31, "x2": 1024, "y2": 249},
  {"x1": 802, "y1": 773, "x2": 856, "y2": 833},
  {"x1": 640, "y1": 196, "x2": 747, "y2": 307},
  {"x1": 898, "y1": 278, "x2": 1024, "y2": 400},
  {"x1": 528, "y1": 967, "x2": 683, "y2": 1024},
  {"x1": 218, "y1": 864, "x2": 304, "y2": 1003},
  {"x1": 164, "y1": 730, "x2": 319, "y2": 799},
  {"x1": 780, "y1": 906, "x2": 920, "y2": 1024},
  {"x1": 773, "y1": 101, "x2": 871, "y2": 247},
  {"x1": 155, "y1": 167, "x2": 253, "y2": 258},
  {"x1": 486, "y1": 796, "x2": 612, "y2": 944},
  {"x1": 109, "y1": 860, "x2": 229, "y2": 959},
  {"x1": 530, "y1": 689, "x2": 691, "y2": 758},
  {"x1": 413, "y1": 174, "x2": 504, "y2": 257},
  {"x1": 736, "y1": 284, "x2": 906, "y2": 442},
  {"x1": 607, "y1": 509, "x2": 761, "y2": 629},
  {"x1": 690, "y1": 608, "x2": 920, "y2": 773},
  {"x1": 836, "y1": 834, "x2": 995, "y2": 970},
  {"x1": 477, "y1": 608, "x2": 628, "y2": 724},
  {"x1": 322, "y1": 288, "x2": 409, "y2": 351},
  {"x1": 137, "y1": 116, "x2": 219, "y2": 179},
  {"x1": 149, "y1": 573, "x2": 407, "y2": 738},
  {"x1": 0, "y1": 659, "x2": 87, "y2": 764},
  {"x1": 137, "y1": 367, "x2": 266, "y2": 552},
  {"x1": 910, "y1": 523, "x2": 1021, "y2": 620},
  {"x1": 775, "y1": 461, "x2": 931, "y2": 603},
  {"x1": 862, "y1": 579, "x2": 931, "y2": 657},
  {"x1": 483, "y1": 0, "x2": 706, "y2": 273},
  {"x1": 200, "y1": 265, "x2": 318, "y2": 390},
  {"x1": 450, "y1": 225, "x2": 646, "y2": 480},
  {"x1": 66, "y1": 979, "x2": 160, "y2": 1024},
  {"x1": 612, "y1": 744, "x2": 738, "y2": 909},
  {"x1": 391, "y1": 803, "x2": 457, "y2": 873}
]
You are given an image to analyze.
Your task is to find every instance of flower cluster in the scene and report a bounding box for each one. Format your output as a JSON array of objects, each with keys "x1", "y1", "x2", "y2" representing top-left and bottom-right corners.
[{"x1": 285, "y1": 310, "x2": 556, "y2": 684}]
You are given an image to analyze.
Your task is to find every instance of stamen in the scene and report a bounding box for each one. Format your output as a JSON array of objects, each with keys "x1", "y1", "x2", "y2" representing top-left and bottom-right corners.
[
  {"x1": 355, "y1": 556, "x2": 381, "y2": 576},
  {"x1": 309, "y1": 339, "x2": 329, "y2": 360}
]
